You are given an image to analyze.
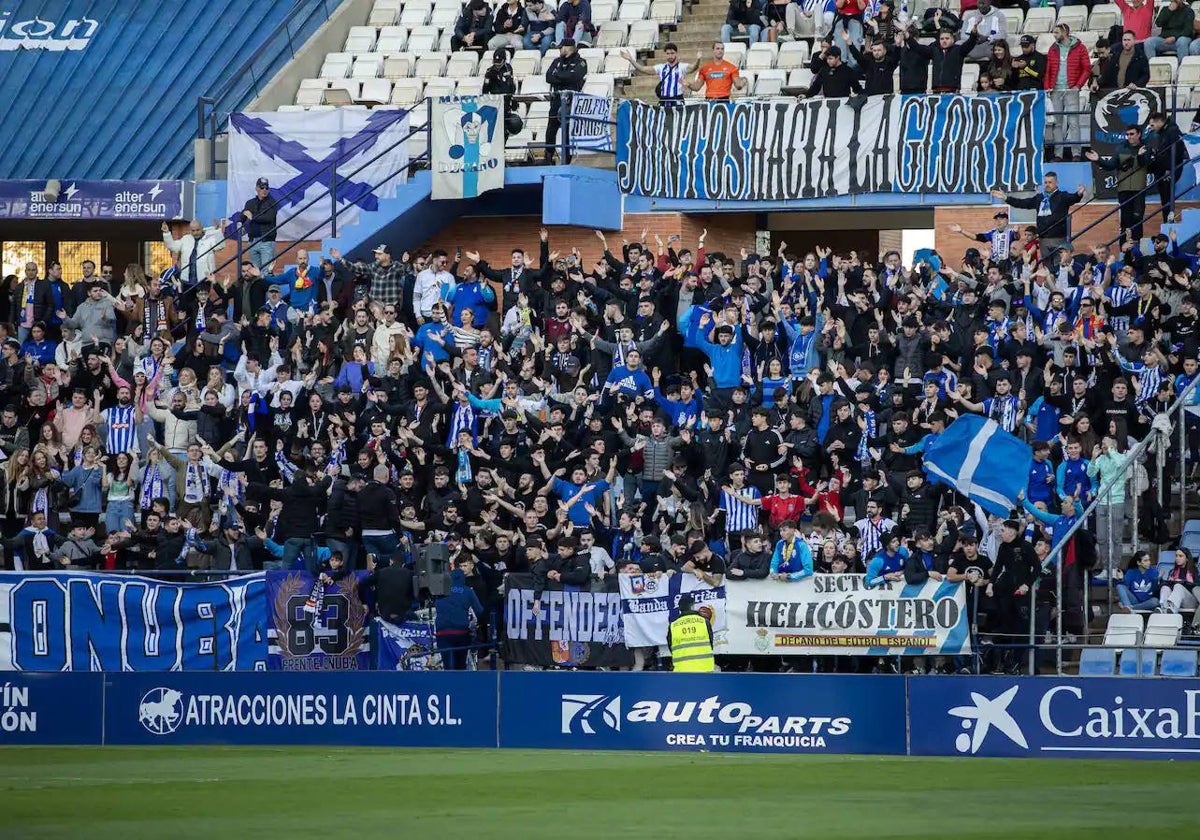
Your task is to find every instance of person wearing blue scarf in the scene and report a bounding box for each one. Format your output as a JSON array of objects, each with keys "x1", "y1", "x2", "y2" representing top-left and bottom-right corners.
[{"x1": 782, "y1": 313, "x2": 823, "y2": 381}]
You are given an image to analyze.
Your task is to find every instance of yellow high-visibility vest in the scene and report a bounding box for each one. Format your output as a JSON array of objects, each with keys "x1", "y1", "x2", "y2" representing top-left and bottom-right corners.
[{"x1": 669, "y1": 613, "x2": 714, "y2": 672}]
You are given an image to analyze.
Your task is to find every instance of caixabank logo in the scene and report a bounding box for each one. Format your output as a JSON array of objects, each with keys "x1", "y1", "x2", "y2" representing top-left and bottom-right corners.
[{"x1": 911, "y1": 677, "x2": 1200, "y2": 760}]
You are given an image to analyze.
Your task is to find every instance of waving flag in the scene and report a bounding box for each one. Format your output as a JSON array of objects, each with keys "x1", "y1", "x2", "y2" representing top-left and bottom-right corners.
[{"x1": 922, "y1": 416, "x2": 1032, "y2": 518}]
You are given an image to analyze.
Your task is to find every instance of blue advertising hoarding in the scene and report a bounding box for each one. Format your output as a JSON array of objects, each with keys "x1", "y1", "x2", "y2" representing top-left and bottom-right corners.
[
  {"x1": 0, "y1": 673, "x2": 104, "y2": 745},
  {"x1": 0, "y1": 571, "x2": 267, "y2": 672},
  {"x1": 909, "y1": 676, "x2": 1200, "y2": 760},
  {"x1": 0, "y1": 179, "x2": 190, "y2": 219},
  {"x1": 103, "y1": 671, "x2": 498, "y2": 747},
  {"x1": 500, "y1": 672, "x2": 907, "y2": 754}
]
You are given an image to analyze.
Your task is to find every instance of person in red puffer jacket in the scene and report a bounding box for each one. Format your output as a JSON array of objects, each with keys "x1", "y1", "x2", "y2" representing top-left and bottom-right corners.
[{"x1": 1043, "y1": 23, "x2": 1091, "y2": 162}]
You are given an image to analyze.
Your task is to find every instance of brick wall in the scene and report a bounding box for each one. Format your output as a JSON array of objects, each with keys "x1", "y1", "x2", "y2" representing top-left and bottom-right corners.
[
  {"x1": 933, "y1": 202, "x2": 1199, "y2": 259},
  {"x1": 164, "y1": 222, "x2": 321, "y2": 277},
  {"x1": 415, "y1": 213, "x2": 758, "y2": 268}
]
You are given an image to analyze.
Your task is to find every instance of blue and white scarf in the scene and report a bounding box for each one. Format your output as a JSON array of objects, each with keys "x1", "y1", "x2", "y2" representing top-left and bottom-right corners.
[
  {"x1": 139, "y1": 463, "x2": 165, "y2": 510},
  {"x1": 856, "y1": 408, "x2": 876, "y2": 466}
]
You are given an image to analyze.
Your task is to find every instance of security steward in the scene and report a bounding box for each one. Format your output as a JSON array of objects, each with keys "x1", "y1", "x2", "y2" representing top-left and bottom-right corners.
[{"x1": 667, "y1": 594, "x2": 715, "y2": 672}]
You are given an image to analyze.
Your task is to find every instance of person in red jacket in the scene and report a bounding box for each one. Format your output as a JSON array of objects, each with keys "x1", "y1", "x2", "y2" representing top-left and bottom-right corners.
[{"x1": 1044, "y1": 23, "x2": 1091, "y2": 162}]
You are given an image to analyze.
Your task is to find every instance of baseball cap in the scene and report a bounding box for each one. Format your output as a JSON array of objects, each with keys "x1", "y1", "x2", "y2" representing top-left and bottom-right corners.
[
  {"x1": 373, "y1": 244, "x2": 390, "y2": 256},
  {"x1": 256, "y1": 177, "x2": 269, "y2": 188},
  {"x1": 1020, "y1": 34, "x2": 1036, "y2": 46}
]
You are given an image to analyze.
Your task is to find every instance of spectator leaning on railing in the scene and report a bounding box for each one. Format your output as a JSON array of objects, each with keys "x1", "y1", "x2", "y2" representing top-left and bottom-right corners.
[
  {"x1": 991, "y1": 171, "x2": 1085, "y2": 259},
  {"x1": 1093, "y1": 30, "x2": 1149, "y2": 92}
]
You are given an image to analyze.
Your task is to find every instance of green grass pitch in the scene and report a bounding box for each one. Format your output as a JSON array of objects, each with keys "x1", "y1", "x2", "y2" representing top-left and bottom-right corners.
[{"x1": 3, "y1": 747, "x2": 1199, "y2": 839}]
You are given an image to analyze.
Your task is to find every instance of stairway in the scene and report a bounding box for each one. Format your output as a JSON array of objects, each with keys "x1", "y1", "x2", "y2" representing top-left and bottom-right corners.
[{"x1": 621, "y1": 0, "x2": 733, "y2": 101}]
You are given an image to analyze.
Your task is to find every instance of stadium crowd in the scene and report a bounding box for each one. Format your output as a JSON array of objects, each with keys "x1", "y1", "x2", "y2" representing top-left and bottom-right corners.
[{"x1": 0, "y1": 175, "x2": 1197, "y2": 670}]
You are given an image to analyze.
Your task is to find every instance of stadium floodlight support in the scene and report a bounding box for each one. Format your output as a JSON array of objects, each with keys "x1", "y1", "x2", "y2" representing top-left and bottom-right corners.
[{"x1": 1028, "y1": 373, "x2": 1200, "y2": 675}]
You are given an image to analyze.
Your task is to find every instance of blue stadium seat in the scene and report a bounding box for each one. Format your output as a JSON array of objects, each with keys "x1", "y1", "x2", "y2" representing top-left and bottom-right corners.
[
  {"x1": 1158, "y1": 549, "x2": 1177, "y2": 578},
  {"x1": 1079, "y1": 648, "x2": 1117, "y2": 676},
  {"x1": 1118, "y1": 648, "x2": 1156, "y2": 676},
  {"x1": 1181, "y1": 533, "x2": 1200, "y2": 555},
  {"x1": 1160, "y1": 649, "x2": 1199, "y2": 677},
  {"x1": 1183, "y1": 520, "x2": 1200, "y2": 535}
]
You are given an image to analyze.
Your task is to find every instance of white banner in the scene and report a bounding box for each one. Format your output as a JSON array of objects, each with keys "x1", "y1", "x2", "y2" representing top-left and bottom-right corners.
[
  {"x1": 723, "y1": 575, "x2": 971, "y2": 656},
  {"x1": 226, "y1": 109, "x2": 410, "y2": 240},
  {"x1": 431, "y1": 95, "x2": 505, "y2": 200},
  {"x1": 570, "y1": 94, "x2": 613, "y2": 153},
  {"x1": 619, "y1": 573, "x2": 727, "y2": 650}
]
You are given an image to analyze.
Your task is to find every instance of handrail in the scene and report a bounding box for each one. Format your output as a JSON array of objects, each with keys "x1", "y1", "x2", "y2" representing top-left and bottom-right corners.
[{"x1": 179, "y1": 99, "x2": 431, "y2": 307}]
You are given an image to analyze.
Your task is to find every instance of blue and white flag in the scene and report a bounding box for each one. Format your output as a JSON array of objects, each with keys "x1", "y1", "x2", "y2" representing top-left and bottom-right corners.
[
  {"x1": 226, "y1": 109, "x2": 410, "y2": 240},
  {"x1": 922, "y1": 415, "x2": 1032, "y2": 518},
  {"x1": 570, "y1": 94, "x2": 613, "y2": 153},
  {"x1": 619, "y1": 573, "x2": 727, "y2": 649},
  {"x1": 431, "y1": 95, "x2": 504, "y2": 200}
]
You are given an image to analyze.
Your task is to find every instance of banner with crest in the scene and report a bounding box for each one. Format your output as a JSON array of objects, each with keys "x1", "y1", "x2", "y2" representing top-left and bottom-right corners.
[
  {"x1": 267, "y1": 571, "x2": 371, "y2": 671},
  {"x1": 502, "y1": 574, "x2": 632, "y2": 668}
]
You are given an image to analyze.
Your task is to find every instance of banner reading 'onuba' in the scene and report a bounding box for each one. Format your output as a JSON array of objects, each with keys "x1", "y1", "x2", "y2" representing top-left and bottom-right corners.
[{"x1": 616, "y1": 91, "x2": 1044, "y2": 201}]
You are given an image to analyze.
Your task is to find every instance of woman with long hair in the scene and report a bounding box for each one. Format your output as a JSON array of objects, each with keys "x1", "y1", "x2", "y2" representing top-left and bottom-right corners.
[
  {"x1": 986, "y1": 39, "x2": 1014, "y2": 89},
  {"x1": 103, "y1": 451, "x2": 140, "y2": 535},
  {"x1": 0, "y1": 450, "x2": 30, "y2": 557},
  {"x1": 1160, "y1": 547, "x2": 1199, "y2": 615},
  {"x1": 1114, "y1": 550, "x2": 1160, "y2": 613},
  {"x1": 119, "y1": 265, "x2": 147, "y2": 309},
  {"x1": 1066, "y1": 415, "x2": 1099, "y2": 462},
  {"x1": 201, "y1": 365, "x2": 236, "y2": 411},
  {"x1": 17, "y1": 447, "x2": 61, "y2": 527},
  {"x1": 64, "y1": 424, "x2": 103, "y2": 471},
  {"x1": 172, "y1": 366, "x2": 202, "y2": 411},
  {"x1": 36, "y1": 423, "x2": 64, "y2": 469}
]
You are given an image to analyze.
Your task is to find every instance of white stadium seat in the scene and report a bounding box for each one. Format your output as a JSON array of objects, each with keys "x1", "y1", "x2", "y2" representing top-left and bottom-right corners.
[
  {"x1": 1149, "y1": 57, "x2": 1177, "y2": 85},
  {"x1": 722, "y1": 42, "x2": 747, "y2": 68},
  {"x1": 351, "y1": 54, "x2": 383, "y2": 79},
  {"x1": 390, "y1": 78, "x2": 425, "y2": 105},
  {"x1": 369, "y1": 0, "x2": 403, "y2": 27},
  {"x1": 456, "y1": 76, "x2": 484, "y2": 96},
  {"x1": 596, "y1": 22, "x2": 628, "y2": 49},
  {"x1": 447, "y1": 51, "x2": 480, "y2": 77},
  {"x1": 753, "y1": 69, "x2": 786, "y2": 96},
  {"x1": 1022, "y1": 7, "x2": 1054, "y2": 33},
  {"x1": 603, "y1": 50, "x2": 634, "y2": 78},
  {"x1": 777, "y1": 41, "x2": 810, "y2": 70},
  {"x1": 430, "y1": 6, "x2": 459, "y2": 29},
  {"x1": 618, "y1": 0, "x2": 650, "y2": 22},
  {"x1": 320, "y1": 53, "x2": 353, "y2": 79},
  {"x1": 344, "y1": 25, "x2": 378, "y2": 53},
  {"x1": 1088, "y1": 4, "x2": 1119, "y2": 32},
  {"x1": 1180, "y1": 55, "x2": 1200, "y2": 87},
  {"x1": 407, "y1": 26, "x2": 440, "y2": 53},
  {"x1": 787, "y1": 68, "x2": 813, "y2": 89},
  {"x1": 384, "y1": 54, "x2": 415, "y2": 78},
  {"x1": 1056, "y1": 8, "x2": 1087, "y2": 32},
  {"x1": 415, "y1": 53, "x2": 450, "y2": 79},
  {"x1": 296, "y1": 78, "x2": 329, "y2": 107},
  {"x1": 520, "y1": 76, "x2": 551, "y2": 96},
  {"x1": 510, "y1": 50, "x2": 542, "y2": 77},
  {"x1": 626, "y1": 20, "x2": 659, "y2": 49},
  {"x1": 592, "y1": 1, "x2": 618, "y2": 21},
  {"x1": 358, "y1": 78, "x2": 393, "y2": 105},
  {"x1": 399, "y1": 4, "x2": 432, "y2": 27},
  {"x1": 423, "y1": 77, "x2": 457, "y2": 98},
  {"x1": 376, "y1": 26, "x2": 408, "y2": 53}
]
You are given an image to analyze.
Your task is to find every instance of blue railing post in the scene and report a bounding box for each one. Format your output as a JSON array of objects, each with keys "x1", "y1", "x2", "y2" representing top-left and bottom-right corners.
[{"x1": 330, "y1": 162, "x2": 338, "y2": 238}]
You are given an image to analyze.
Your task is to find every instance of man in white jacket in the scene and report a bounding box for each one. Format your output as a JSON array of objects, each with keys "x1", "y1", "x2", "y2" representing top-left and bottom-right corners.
[{"x1": 162, "y1": 220, "x2": 225, "y2": 288}]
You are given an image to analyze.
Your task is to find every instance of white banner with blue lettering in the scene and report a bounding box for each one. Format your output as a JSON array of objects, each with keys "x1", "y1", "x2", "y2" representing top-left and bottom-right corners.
[
  {"x1": 0, "y1": 572, "x2": 267, "y2": 671},
  {"x1": 431, "y1": 95, "x2": 505, "y2": 200},
  {"x1": 226, "y1": 109, "x2": 410, "y2": 240},
  {"x1": 616, "y1": 91, "x2": 1045, "y2": 200},
  {"x1": 619, "y1": 573, "x2": 727, "y2": 649},
  {"x1": 723, "y1": 575, "x2": 970, "y2": 656},
  {"x1": 569, "y1": 94, "x2": 613, "y2": 153}
]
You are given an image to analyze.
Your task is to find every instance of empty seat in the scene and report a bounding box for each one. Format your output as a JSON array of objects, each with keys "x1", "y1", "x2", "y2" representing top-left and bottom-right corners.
[
  {"x1": 1035, "y1": 33, "x2": 1055, "y2": 54},
  {"x1": 436, "y1": 29, "x2": 456, "y2": 51},
  {"x1": 390, "y1": 79, "x2": 424, "y2": 104},
  {"x1": 320, "y1": 53, "x2": 353, "y2": 79},
  {"x1": 1159, "y1": 550, "x2": 1178, "y2": 578},
  {"x1": 505, "y1": 133, "x2": 532, "y2": 163},
  {"x1": 1184, "y1": 519, "x2": 1200, "y2": 534},
  {"x1": 650, "y1": 0, "x2": 678, "y2": 23},
  {"x1": 345, "y1": 25, "x2": 378, "y2": 53},
  {"x1": 456, "y1": 76, "x2": 483, "y2": 96},
  {"x1": 1149, "y1": 57, "x2": 1176, "y2": 85},
  {"x1": 1079, "y1": 647, "x2": 1117, "y2": 676},
  {"x1": 358, "y1": 78, "x2": 393, "y2": 105},
  {"x1": 511, "y1": 49, "x2": 542, "y2": 77},
  {"x1": 369, "y1": 0, "x2": 403, "y2": 27},
  {"x1": 430, "y1": 6, "x2": 459, "y2": 28},
  {"x1": 1118, "y1": 648, "x2": 1157, "y2": 676},
  {"x1": 626, "y1": 20, "x2": 659, "y2": 49},
  {"x1": 323, "y1": 80, "x2": 360, "y2": 105},
  {"x1": 520, "y1": 76, "x2": 551, "y2": 96},
  {"x1": 777, "y1": 41, "x2": 810, "y2": 70},
  {"x1": 602, "y1": 50, "x2": 633, "y2": 77},
  {"x1": 399, "y1": 4, "x2": 432, "y2": 26},
  {"x1": 592, "y1": 1, "x2": 618, "y2": 21},
  {"x1": 384, "y1": 54, "x2": 415, "y2": 78},
  {"x1": 447, "y1": 52, "x2": 479, "y2": 77},
  {"x1": 999, "y1": 7, "x2": 1023, "y2": 34},
  {"x1": 786, "y1": 67, "x2": 813, "y2": 89},
  {"x1": 578, "y1": 47, "x2": 606, "y2": 67},
  {"x1": 1075, "y1": 30, "x2": 1100, "y2": 53},
  {"x1": 618, "y1": 0, "x2": 649, "y2": 21},
  {"x1": 1160, "y1": 648, "x2": 1199, "y2": 677},
  {"x1": 351, "y1": 54, "x2": 383, "y2": 79},
  {"x1": 961, "y1": 63, "x2": 980, "y2": 93},
  {"x1": 1056, "y1": 8, "x2": 1087, "y2": 32},
  {"x1": 1088, "y1": 3, "x2": 1119, "y2": 32},
  {"x1": 1023, "y1": 8, "x2": 1055, "y2": 33},
  {"x1": 376, "y1": 25, "x2": 408, "y2": 53},
  {"x1": 745, "y1": 44, "x2": 777, "y2": 70},
  {"x1": 423, "y1": 77, "x2": 457, "y2": 98},
  {"x1": 1104, "y1": 613, "x2": 1145, "y2": 648},
  {"x1": 596, "y1": 22, "x2": 629, "y2": 49},
  {"x1": 415, "y1": 54, "x2": 449, "y2": 79},
  {"x1": 582, "y1": 73, "x2": 615, "y2": 97},
  {"x1": 754, "y1": 69, "x2": 786, "y2": 96},
  {"x1": 1145, "y1": 613, "x2": 1184, "y2": 648},
  {"x1": 277, "y1": 104, "x2": 307, "y2": 112},
  {"x1": 296, "y1": 79, "x2": 329, "y2": 107},
  {"x1": 408, "y1": 26, "x2": 439, "y2": 53}
]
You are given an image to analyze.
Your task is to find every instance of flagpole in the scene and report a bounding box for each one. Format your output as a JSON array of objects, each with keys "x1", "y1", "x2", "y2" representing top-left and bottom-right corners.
[{"x1": 1039, "y1": 375, "x2": 1200, "y2": 673}]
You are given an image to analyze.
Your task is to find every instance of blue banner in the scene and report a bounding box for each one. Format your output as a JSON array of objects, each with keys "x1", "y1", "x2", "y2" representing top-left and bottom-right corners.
[
  {"x1": 0, "y1": 572, "x2": 267, "y2": 672},
  {"x1": 103, "y1": 671, "x2": 497, "y2": 746},
  {"x1": 616, "y1": 92, "x2": 1044, "y2": 201},
  {"x1": 0, "y1": 673, "x2": 104, "y2": 745},
  {"x1": 0, "y1": 179, "x2": 189, "y2": 219},
  {"x1": 909, "y1": 676, "x2": 1200, "y2": 760},
  {"x1": 376, "y1": 618, "x2": 440, "y2": 670},
  {"x1": 266, "y1": 571, "x2": 372, "y2": 671},
  {"x1": 500, "y1": 672, "x2": 907, "y2": 754}
]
